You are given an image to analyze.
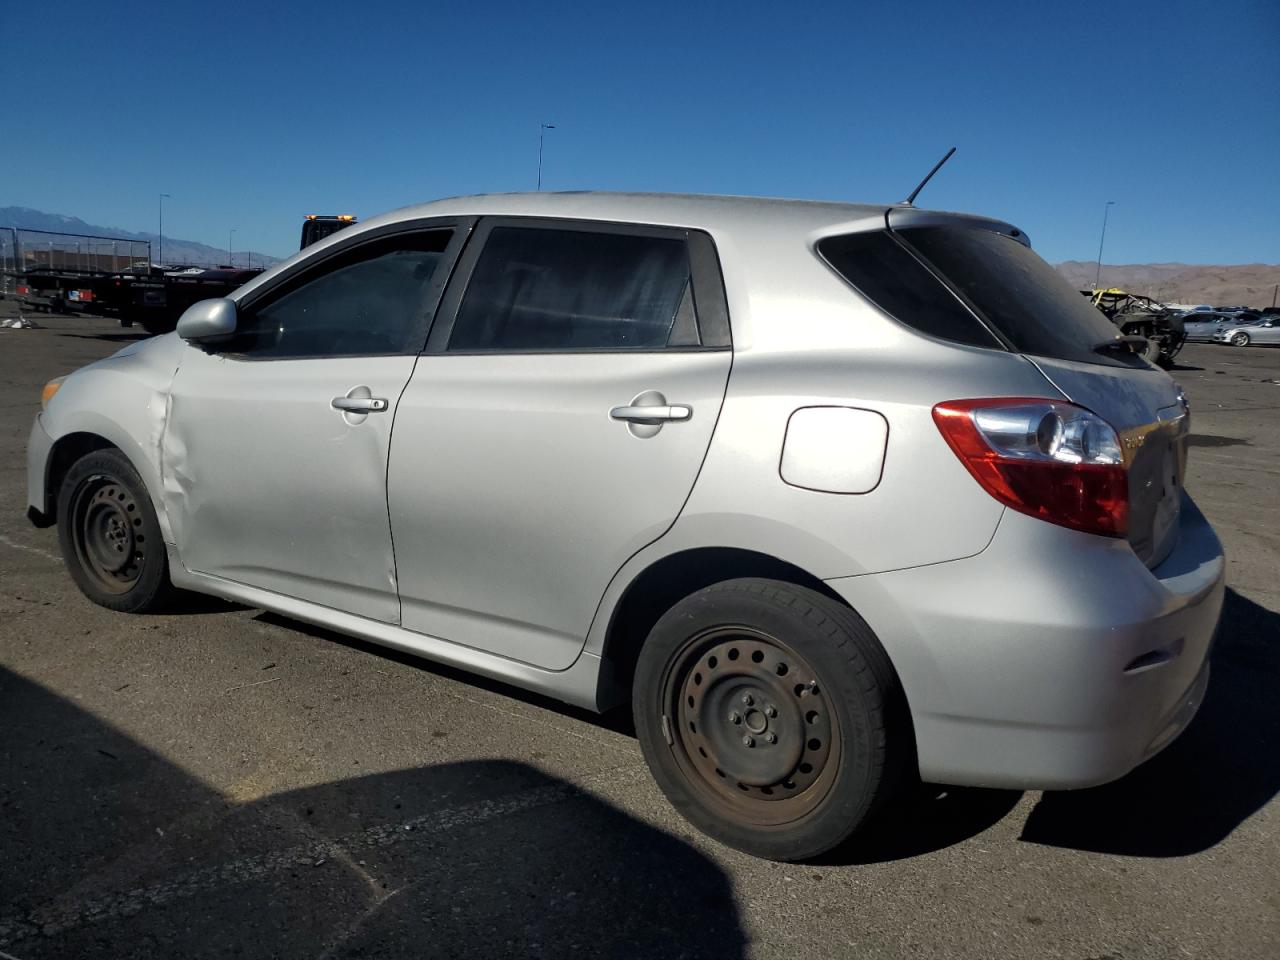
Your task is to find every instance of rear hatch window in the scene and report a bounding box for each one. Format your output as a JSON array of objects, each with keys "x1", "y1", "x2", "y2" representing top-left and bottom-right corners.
[{"x1": 818, "y1": 226, "x2": 1146, "y2": 370}]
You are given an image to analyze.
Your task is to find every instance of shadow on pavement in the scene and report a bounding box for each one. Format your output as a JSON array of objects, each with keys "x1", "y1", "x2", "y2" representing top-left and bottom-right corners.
[
  {"x1": 166, "y1": 586, "x2": 1275, "y2": 871},
  {"x1": 1020, "y1": 588, "x2": 1280, "y2": 856},
  {"x1": 0, "y1": 668, "x2": 743, "y2": 959},
  {"x1": 252, "y1": 609, "x2": 637, "y2": 738},
  {"x1": 824, "y1": 782, "x2": 1023, "y2": 866}
]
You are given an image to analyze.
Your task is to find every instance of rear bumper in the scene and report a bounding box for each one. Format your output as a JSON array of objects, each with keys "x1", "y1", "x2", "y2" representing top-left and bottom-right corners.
[{"x1": 826, "y1": 493, "x2": 1224, "y2": 790}]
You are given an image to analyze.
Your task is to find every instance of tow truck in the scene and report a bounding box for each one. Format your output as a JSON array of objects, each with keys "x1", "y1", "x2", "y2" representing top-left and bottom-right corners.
[{"x1": 301, "y1": 214, "x2": 357, "y2": 249}]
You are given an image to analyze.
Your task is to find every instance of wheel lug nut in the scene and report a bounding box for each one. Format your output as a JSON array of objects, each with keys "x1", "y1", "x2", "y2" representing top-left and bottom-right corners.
[
  {"x1": 742, "y1": 693, "x2": 754, "y2": 706},
  {"x1": 728, "y1": 711, "x2": 742, "y2": 724},
  {"x1": 765, "y1": 732, "x2": 777, "y2": 744},
  {"x1": 742, "y1": 736, "x2": 754, "y2": 748},
  {"x1": 765, "y1": 705, "x2": 777, "y2": 718}
]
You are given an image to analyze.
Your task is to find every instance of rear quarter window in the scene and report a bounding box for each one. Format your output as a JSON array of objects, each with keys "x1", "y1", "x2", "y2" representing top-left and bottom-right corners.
[
  {"x1": 817, "y1": 231, "x2": 1000, "y2": 349},
  {"x1": 818, "y1": 226, "x2": 1146, "y2": 368},
  {"x1": 897, "y1": 226, "x2": 1145, "y2": 368}
]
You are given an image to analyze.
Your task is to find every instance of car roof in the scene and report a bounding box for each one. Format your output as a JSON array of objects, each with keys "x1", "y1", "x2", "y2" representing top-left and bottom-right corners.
[
  {"x1": 344, "y1": 191, "x2": 1023, "y2": 241},
  {"x1": 234, "y1": 191, "x2": 1022, "y2": 304}
]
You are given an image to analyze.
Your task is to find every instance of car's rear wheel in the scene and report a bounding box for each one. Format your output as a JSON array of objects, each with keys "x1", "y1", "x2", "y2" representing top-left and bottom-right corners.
[
  {"x1": 56, "y1": 448, "x2": 175, "y2": 612},
  {"x1": 1231, "y1": 332, "x2": 1251, "y2": 346},
  {"x1": 633, "y1": 578, "x2": 907, "y2": 861}
]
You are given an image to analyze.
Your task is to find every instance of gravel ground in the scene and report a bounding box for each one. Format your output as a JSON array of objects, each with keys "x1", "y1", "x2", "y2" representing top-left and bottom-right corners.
[{"x1": 1, "y1": 303, "x2": 1277, "y2": 959}]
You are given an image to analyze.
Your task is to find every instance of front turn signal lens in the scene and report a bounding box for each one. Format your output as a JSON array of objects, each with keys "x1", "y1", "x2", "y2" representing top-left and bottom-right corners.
[{"x1": 41, "y1": 377, "x2": 66, "y2": 410}]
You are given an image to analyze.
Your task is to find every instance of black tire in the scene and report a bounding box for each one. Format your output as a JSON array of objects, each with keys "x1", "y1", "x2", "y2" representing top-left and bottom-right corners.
[
  {"x1": 1231, "y1": 332, "x2": 1250, "y2": 347},
  {"x1": 633, "y1": 577, "x2": 908, "y2": 861},
  {"x1": 56, "y1": 448, "x2": 175, "y2": 612}
]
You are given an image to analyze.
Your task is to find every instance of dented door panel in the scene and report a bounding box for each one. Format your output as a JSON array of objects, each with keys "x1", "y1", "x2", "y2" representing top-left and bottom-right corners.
[{"x1": 161, "y1": 348, "x2": 414, "y2": 623}]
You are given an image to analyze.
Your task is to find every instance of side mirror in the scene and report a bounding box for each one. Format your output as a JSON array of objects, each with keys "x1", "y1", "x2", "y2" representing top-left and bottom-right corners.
[{"x1": 176, "y1": 298, "x2": 238, "y2": 343}]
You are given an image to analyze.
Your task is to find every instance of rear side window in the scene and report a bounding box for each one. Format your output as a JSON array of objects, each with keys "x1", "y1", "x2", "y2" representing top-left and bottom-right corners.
[
  {"x1": 820, "y1": 227, "x2": 1146, "y2": 368},
  {"x1": 898, "y1": 226, "x2": 1143, "y2": 367},
  {"x1": 449, "y1": 227, "x2": 695, "y2": 351},
  {"x1": 817, "y1": 232, "x2": 1000, "y2": 349}
]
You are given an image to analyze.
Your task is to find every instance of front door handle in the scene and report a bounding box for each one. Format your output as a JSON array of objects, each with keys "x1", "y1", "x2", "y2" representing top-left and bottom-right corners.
[
  {"x1": 610, "y1": 403, "x2": 692, "y2": 423},
  {"x1": 332, "y1": 396, "x2": 389, "y2": 413}
]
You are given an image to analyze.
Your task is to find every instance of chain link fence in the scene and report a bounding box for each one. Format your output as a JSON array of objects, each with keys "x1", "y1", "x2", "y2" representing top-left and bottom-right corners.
[{"x1": 7, "y1": 228, "x2": 152, "y2": 278}]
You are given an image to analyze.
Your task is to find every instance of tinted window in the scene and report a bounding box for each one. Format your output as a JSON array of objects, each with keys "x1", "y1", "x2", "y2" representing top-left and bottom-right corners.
[
  {"x1": 232, "y1": 231, "x2": 451, "y2": 358},
  {"x1": 449, "y1": 227, "x2": 694, "y2": 351},
  {"x1": 817, "y1": 231, "x2": 1000, "y2": 348},
  {"x1": 898, "y1": 226, "x2": 1145, "y2": 368}
]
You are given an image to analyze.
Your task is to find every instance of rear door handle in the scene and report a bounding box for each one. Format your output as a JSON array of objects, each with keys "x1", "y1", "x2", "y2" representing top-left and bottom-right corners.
[
  {"x1": 609, "y1": 404, "x2": 692, "y2": 423},
  {"x1": 332, "y1": 396, "x2": 389, "y2": 413}
]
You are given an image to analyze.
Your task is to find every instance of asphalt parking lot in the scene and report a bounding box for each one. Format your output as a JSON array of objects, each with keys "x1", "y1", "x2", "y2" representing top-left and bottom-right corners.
[{"x1": 1, "y1": 305, "x2": 1277, "y2": 959}]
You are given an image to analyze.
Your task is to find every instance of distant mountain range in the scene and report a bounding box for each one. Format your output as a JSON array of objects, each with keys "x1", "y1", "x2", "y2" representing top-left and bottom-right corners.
[
  {"x1": 0, "y1": 207, "x2": 283, "y2": 269},
  {"x1": 1055, "y1": 260, "x2": 1280, "y2": 309}
]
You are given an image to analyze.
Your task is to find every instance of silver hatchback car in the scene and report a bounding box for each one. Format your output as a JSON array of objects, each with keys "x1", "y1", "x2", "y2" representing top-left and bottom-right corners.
[{"x1": 27, "y1": 193, "x2": 1224, "y2": 861}]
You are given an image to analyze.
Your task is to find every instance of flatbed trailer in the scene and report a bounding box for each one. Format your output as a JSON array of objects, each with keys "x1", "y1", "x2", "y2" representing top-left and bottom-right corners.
[
  {"x1": 3, "y1": 226, "x2": 152, "y2": 317},
  {"x1": 114, "y1": 267, "x2": 264, "y2": 333},
  {"x1": 6, "y1": 214, "x2": 351, "y2": 332},
  {"x1": 13, "y1": 267, "x2": 116, "y2": 315}
]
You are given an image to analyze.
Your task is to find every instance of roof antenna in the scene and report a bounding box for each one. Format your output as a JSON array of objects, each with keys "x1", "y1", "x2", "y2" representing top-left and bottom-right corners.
[{"x1": 901, "y1": 147, "x2": 957, "y2": 206}]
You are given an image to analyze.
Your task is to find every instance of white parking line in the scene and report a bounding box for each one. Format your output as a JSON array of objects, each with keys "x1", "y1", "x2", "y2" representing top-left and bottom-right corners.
[
  {"x1": 0, "y1": 762, "x2": 647, "y2": 949},
  {"x1": 0, "y1": 535, "x2": 62, "y2": 565}
]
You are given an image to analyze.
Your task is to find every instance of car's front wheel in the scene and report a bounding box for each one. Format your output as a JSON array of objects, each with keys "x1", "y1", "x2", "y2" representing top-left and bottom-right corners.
[
  {"x1": 56, "y1": 448, "x2": 175, "y2": 612},
  {"x1": 1231, "y1": 332, "x2": 1251, "y2": 346},
  {"x1": 633, "y1": 578, "x2": 908, "y2": 861}
]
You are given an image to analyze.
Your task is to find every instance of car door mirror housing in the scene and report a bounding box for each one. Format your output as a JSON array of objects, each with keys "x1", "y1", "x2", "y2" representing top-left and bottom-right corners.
[{"x1": 177, "y1": 298, "x2": 238, "y2": 343}]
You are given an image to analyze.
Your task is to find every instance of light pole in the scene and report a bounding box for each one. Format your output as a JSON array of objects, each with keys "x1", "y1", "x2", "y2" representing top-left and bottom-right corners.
[
  {"x1": 228, "y1": 228, "x2": 236, "y2": 268},
  {"x1": 158, "y1": 193, "x2": 170, "y2": 268},
  {"x1": 537, "y1": 123, "x2": 556, "y2": 191},
  {"x1": 1094, "y1": 200, "x2": 1115, "y2": 292}
]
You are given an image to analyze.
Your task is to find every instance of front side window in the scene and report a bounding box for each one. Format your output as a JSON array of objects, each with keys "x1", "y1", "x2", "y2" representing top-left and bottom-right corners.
[
  {"x1": 231, "y1": 230, "x2": 452, "y2": 358},
  {"x1": 448, "y1": 227, "x2": 695, "y2": 351}
]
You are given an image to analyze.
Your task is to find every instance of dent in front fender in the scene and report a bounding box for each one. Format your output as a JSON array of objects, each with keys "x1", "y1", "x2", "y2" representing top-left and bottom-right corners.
[
  {"x1": 159, "y1": 388, "x2": 194, "y2": 551},
  {"x1": 39, "y1": 333, "x2": 186, "y2": 545},
  {"x1": 26, "y1": 414, "x2": 55, "y2": 523}
]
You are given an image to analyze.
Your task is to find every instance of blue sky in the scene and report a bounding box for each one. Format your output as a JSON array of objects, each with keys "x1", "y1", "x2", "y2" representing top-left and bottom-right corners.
[{"x1": 2, "y1": 0, "x2": 1276, "y2": 263}]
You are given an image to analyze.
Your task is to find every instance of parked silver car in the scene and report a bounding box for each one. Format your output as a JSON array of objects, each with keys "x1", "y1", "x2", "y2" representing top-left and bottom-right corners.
[
  {"x1": 1181, "y1": 311, "x2": 1235, "y2": 342},
  {"x1": 27, "y1": 193, "x2": 1224, "y2": 861},
  {"x1": 1213, "y1": 316, "x2": 1280, "y2": 346}
]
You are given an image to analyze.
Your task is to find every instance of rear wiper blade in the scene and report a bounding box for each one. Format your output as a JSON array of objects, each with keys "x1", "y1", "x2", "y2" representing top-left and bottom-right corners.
[{"x1": 1092, "y1": 335, "x2": 1148, "y2": 356}]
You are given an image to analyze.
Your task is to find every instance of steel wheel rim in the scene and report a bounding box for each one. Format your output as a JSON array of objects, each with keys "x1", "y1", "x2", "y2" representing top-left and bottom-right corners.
[
  {"x1": 1233, "y1": 333, "x2": 1248, "y2": 346},
  {"x1": 661, "y1": 626, "x2": 841, "y2": 827},
  {"x1": 71, "y1": 475, "x2": 145, "y2": 594}
]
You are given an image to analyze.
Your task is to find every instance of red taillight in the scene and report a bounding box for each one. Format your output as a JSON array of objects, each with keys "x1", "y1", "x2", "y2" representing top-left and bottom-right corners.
[
  {"x1": 17, "y1": 284, "x2": 29, "y2": 295},
  {"x1": 933, "y1": 398, "x2": 1128, "y2": 537}
]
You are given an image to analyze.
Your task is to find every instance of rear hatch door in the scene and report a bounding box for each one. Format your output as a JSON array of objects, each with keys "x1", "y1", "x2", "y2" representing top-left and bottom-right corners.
[
  {"x1": 1024, "y1": 357, "x2": 1187, "y2": 566},
  {"x1": 886, "y1": 210, "x2": 1188, "y2": 567}
]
